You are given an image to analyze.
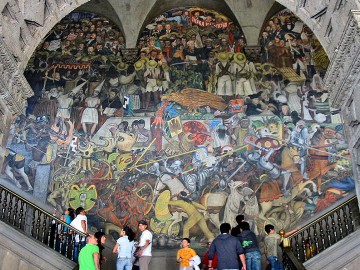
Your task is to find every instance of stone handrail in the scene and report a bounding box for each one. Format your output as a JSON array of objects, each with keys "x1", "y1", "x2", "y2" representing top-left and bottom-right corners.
[
  {"x1": 282, "y1": 195, "x2": 360, "y2": 268},
  {"x1": 0, "y1": 183, "x2": 87, "y2": 261}
]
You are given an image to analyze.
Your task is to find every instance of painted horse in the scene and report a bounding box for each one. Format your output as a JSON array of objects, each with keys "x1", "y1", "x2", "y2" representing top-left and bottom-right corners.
[
  {"x1": 278, "y1": 145, "x2": 304, "y2": 189},
  {"x1": 307, "y1": 130, "x2": 338, "y2": 194}
]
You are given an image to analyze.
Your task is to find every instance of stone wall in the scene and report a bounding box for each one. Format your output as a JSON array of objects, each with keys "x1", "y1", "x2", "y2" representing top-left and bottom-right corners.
[{"x1": 0, "y1": 221, "x2": 76, "y2": 270}]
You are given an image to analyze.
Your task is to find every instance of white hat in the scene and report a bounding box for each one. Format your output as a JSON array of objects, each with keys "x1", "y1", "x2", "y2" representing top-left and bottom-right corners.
[
  {"x1": 94, "y1": 80, "x2": 105, "y2": 93},
  {"x1": 275, "y1": 94, "x2": 288, "y2": 103},
  {"x1": 119, "y1": 72, "x2": 136, "y2": 85},
  {"x1": 71, "y1": 80, "x2": 88, "y2": 95}
]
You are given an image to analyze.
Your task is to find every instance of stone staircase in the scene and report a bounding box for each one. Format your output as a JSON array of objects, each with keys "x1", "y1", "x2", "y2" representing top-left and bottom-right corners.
[
  {"x1": 0, "y1": 220, "x2": 76, "y2": 270},
  {"x1": 303, "y1": 229, "x2": 360, "y2": 270},
  {"x1": 0, "y1": 218, "x2": 182, "y2": 270}
]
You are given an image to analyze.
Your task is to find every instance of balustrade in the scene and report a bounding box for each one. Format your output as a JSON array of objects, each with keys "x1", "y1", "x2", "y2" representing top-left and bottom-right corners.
[
  {"x1": 282, "y1": 196, "x2": 360, "y2": 269},
  {"x1": 0, "y1": 184, "x2": 86, "y2": 262}
]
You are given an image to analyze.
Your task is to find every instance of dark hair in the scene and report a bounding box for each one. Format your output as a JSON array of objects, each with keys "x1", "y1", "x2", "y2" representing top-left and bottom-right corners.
[
  {"x1": 307, "y1": 90, "x2": 317, "y2": 98},
  {"x1": 94, "y1": 231, "x2": 105, "y2": 264},
  {"x1": 182, "y1": 237, "x2": 190, "y2": 244},
  {"x1": 94, "y1": 231, "x2": 106, "y2": 246},
  {"x1": 220, "y1": 223, "x2": 231, "y2": 234},
  {"x1": 235, "y1": 214, "x2": 245, "y2": 224},
  {"x1": 123, "y1": 226, "x2": 136, "y2": 242},
  {"x1": 119, "y1": 121, "x2": 128, "y2": 130},
  {"x1": 239, "y1": 221, "x2": 250, "y2": 231},
  {"x1": 291, "y1": 110, "x2": 299, "y2": 117},
  {"x1": 265, "y1": 224, "x2": 275, "y2": 234},
  {"x1": 132, "y1": 120, "x2": 139, "y2": 127},
  {"x1": 75, "y1": 207, "x2": 85, "y2": 215},
  {"x1": 68, "y1": 208, "x2": 75, "y2": 221},
  {"x1": 138, "y1": 220, "x2": 148, "y2": 226}
]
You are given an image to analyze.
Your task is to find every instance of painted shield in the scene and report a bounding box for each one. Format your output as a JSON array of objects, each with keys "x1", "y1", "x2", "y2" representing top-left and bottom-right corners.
[{"x1": 69, "y1": 184, "x2": 98, "y2": 211}]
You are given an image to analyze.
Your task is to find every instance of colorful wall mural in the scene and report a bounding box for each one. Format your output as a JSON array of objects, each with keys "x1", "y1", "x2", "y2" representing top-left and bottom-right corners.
[{"x1": 2, "y1": 7, "x2": 354, "y2": 248}]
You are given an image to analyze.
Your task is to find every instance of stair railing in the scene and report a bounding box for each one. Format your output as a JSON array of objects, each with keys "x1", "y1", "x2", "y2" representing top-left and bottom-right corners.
[
  {"x1": 281, "y1": 195, "x2": 360, "y2": 269},
  {"x1": 0, "y1": 184, "x2": 87, "y2": 261}
]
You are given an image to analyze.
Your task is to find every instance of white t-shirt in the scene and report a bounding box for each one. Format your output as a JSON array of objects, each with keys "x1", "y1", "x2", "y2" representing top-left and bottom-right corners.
[
  {"x1": 139, "y1": 229, "x2": 153, "y2": 256},
  {"x1": 70, "y1": 214, "x2": 87, "y2": 242}
]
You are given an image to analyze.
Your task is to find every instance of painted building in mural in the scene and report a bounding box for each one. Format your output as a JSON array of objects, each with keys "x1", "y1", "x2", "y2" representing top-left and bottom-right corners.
[{"x1": 2, "y1": 6, "x2": 354, "y2": 247}]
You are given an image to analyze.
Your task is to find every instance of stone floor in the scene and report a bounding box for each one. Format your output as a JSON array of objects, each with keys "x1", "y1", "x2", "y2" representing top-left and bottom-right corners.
[
  {"x1": 99, "y1": 238, "x2": 271, "y2": 270},
  {"x1": 101, "y1": 247, "x2": 198, "y2": 270}
]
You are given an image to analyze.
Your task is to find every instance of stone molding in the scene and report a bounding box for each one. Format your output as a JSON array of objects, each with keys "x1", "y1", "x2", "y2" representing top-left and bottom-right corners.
[
  {"x1": 349, "y1": 126, "x2": 360, "y2": 150},
  {"x1": 324, "y1": 10, "x2": 360, "y2": 108},
  {"x1": 0, "y1": 0, "x2": 89, "y2": 69},
  {"x1": 0, "y1": 39, "x2": 33, "y2": 115}
]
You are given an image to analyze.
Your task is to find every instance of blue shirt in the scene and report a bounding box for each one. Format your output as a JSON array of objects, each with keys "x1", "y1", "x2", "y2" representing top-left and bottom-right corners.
[
  {"x1": 117, "y1": 236, "x2": 134, "y2": 258},
  {"x1": 63, "y1": 214, "x2": 71, "y2": 232}
]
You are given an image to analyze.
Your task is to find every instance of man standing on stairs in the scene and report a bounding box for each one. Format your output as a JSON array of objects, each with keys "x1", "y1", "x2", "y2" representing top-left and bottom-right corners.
[
  {"x1": 70, "y1": 207, "x2": 88, "y2": 263},
  {"x1": 79, "y1": 234, "x2": 100, "y2": 270},
  {"x1": 208, "y1": 223, "x2": 246, "y2": 270},
  {"x1": 264, "y1": 224, "x2": 284, "y2": 270}
]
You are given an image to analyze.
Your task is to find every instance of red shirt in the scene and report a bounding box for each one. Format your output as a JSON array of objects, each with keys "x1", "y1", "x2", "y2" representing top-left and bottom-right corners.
[{"x1": 202, "y1": 250, "x2": 218, "y2": 268}]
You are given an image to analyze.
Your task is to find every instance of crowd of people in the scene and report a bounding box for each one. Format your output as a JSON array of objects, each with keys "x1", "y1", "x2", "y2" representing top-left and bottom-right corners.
[
  {"x1": 200, "y1": 219, "x2": 285, "y2": 270},
  {"x1": 57, "y1": 210, "x2": 293, "y2": 270},
  {"x1": 186, "y1": 214, "x2": 296, "y2": 270},
  {"x1": 25, "y1": 8, "x2": 248, "y2": 115},
  {"x1": 53, "y1": 207, "x2": 153, "y2": 270},
  {"x1": 78, "y1": 219, "x2": 153, "y2": 270},
  {"x1": 22, "y1": 7, "x2": 331, "y2": 143}
]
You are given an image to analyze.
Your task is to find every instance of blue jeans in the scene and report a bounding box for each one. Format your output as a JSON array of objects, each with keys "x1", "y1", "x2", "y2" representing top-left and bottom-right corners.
[
  {"x1": 267, "y1": 256, "x2": 284, "y2": 270},
  {"x1": 116, "y1": 258, "x2": 132, "y2": 270},
  {"x1": 73, "y1": 241, "x2": 85, "y2": 263},
  {"x1": 246, "y1": 251, "x2": 261, "y2": 270}
]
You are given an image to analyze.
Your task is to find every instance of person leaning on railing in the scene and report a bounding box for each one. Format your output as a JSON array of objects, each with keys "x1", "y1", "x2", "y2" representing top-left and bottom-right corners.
[
  {"x1": 70, "y1": 207, "x2": 88, "y2": 263},
  {"x1": 0, "y1": 184, "x2": 87, "y2": 262},
  {"x1": 264, "y1": 224, "x2": 300, "y2": 270},
  {"x1": 58, "y1": 208, "x2": 75, "y2": 255}
]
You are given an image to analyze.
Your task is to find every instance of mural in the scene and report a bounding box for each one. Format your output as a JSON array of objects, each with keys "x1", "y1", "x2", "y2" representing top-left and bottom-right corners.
[{"x1": 2, "y1": 7, "x2": 354, "y2": 248}]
